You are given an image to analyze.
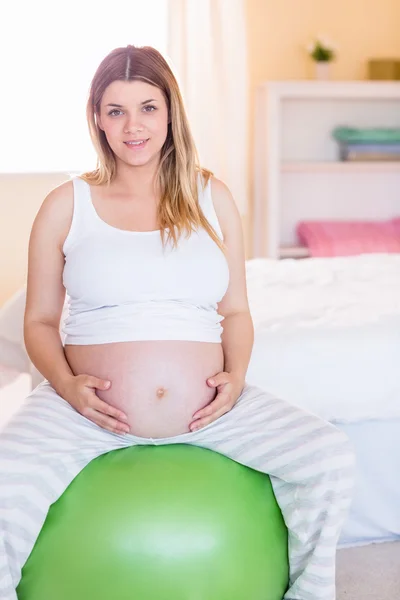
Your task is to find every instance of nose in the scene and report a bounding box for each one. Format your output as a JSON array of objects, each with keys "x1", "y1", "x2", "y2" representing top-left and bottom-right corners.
[{"x1": 124, "y1": 113, "x2": 144, "y2": 134}]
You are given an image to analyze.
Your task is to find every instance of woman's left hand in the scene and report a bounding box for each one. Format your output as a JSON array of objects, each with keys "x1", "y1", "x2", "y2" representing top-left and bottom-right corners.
[{"x1": 189, "y1": 372, "x2": 244, "y2": 432}]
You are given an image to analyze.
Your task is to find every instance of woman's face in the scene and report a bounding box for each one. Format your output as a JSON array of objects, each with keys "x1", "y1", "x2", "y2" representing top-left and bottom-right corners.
[{"x1": 97, "y1": 80, "x2": 169, "y2": 168}]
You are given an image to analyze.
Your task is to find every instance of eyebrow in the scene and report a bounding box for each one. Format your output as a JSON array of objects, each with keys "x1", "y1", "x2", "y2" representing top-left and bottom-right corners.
[{"x1": 106, "y1": 99, "x2": 158, "y2": 108}]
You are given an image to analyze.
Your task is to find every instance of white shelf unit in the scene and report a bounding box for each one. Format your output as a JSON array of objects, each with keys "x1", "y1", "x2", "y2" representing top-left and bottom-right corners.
[{"x1": 253, "y1": 81, "x2": 400, "y2": 258}]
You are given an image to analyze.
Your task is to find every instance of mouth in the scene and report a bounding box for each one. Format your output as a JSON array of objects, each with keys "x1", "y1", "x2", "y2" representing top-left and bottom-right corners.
[{"x1": 124, "y1": 139, "x2": 149, "y2": 150}]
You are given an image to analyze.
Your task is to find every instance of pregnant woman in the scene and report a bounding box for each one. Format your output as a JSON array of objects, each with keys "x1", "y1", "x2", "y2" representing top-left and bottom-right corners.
[{"x1": 0, "y1": 45, "x2": 355, "y2": 600}]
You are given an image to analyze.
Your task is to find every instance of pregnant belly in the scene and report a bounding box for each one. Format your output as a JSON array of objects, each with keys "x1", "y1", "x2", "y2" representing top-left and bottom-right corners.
[{"x1": 64, "y1": 341, "x2": 224, "y2": 438}]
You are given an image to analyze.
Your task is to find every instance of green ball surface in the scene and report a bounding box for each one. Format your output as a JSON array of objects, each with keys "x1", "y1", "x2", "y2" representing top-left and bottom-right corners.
[{"x1": 18, "y1": 444, "x2": 289, "y2": 600}]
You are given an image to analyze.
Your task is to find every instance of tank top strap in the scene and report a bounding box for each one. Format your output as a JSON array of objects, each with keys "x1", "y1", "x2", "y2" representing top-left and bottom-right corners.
[
  {"x1": 62, "y1": 176, "x2": 100, "y2": 255},
  {"x1": 197, "y1": 172, "x2": 224, "y2": 240}
]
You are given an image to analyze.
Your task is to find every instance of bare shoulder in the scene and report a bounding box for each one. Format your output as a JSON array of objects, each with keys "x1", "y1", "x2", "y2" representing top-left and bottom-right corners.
[
  {"x1": 39, "y1": 179, "x2": 73, "y2": 214},
  {"x1": 32, "y1": 179, "x2": 74, "y2": 251},
  {"x1": 209, "y1": 176, "x2": 242, "y2": 239},
  {"x1": 209, "y1": 176, "x2": 234, "y2": 207},
  {"x1": 25, "y1": 180, "x2": 75, "y2": 327}
]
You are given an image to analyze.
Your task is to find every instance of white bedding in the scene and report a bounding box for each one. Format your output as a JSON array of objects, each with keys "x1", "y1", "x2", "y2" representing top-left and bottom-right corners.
[
  {"x1": 245, "y1": 254, "x2": 400, "y2": 422},
  {"x1": 246, "y1": 253, "x2": 400, "y2": 331},
  {"x1": 336, "y1": 418, "x2": 400, "y2": 548}
]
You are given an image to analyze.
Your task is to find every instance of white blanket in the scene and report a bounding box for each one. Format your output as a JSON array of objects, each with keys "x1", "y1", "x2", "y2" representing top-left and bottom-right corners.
[
  {"x1": 245, "y1": 254, "x2": 400, "y2": 423},
  {"x1": 246, "y1": 253, "x2": 400, "y2": 331}
]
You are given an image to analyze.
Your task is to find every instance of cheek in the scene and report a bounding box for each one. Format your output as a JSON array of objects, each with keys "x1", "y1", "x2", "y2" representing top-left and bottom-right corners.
[
  {"x1": 104, "y1": 121, "x2": 121, "y2": 137},
  {"x1": 152, "y1": 113, "x2": 169, "y2": 137},
  {"x1": 99, "y1": 123, "x2": 116, "y2": 145}
]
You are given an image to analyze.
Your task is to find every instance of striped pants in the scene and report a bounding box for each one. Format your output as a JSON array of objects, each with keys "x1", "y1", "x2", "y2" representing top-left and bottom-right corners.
[{"x1": 0, "y1": 380, "x2": 355, "y2": 600}]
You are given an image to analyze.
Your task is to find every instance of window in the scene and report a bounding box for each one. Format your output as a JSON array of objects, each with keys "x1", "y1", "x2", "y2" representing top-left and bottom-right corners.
[{"x1": 0, "y1": 0, "x2": 168, "y2": 173}]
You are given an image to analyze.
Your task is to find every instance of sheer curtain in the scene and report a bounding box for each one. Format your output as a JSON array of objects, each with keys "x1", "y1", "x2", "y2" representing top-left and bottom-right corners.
[
  {"x1": 1, "y1": 0, "x2": 248, "y2": 213},
  {"x1": 0, "y1": 0, "x2": 168, "y2": 174},
  {"x1": 167, "y1": 0, "x2": 249, "y2": 214}
]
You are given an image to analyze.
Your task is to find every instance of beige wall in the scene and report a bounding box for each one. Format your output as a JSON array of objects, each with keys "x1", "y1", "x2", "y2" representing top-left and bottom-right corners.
[
  {"x1": 244, "y1": 0, "x2": 400, "y2": 247},
  {"x1": 0, "y1": 174, "x2": 70, "y2": 307}
]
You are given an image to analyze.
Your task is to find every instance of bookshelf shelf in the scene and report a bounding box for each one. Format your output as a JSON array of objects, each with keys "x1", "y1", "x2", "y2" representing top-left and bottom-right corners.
[
  {"x1": 281, "y1": 161, "x2": 400, "y2": 174},
  {"x1": 279, "y1": 245, "x2": 310, "y2": 259},
  {"x1": 253, "y1": 81, "x2": 400, "y2": 258}
]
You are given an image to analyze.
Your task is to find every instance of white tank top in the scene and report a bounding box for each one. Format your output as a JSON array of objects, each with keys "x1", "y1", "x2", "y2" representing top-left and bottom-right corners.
[{"x1": 62, "y1": 173, "x2": 230, "y2": 345}]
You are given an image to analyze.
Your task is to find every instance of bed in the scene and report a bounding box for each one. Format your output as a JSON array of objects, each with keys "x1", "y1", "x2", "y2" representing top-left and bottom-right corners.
[
  {"x1": 245, "y1": 253, "x2": 400, "y2": 548},
  {"x1": 1, "y1": 253, "x2": 400, "y2": 548}
]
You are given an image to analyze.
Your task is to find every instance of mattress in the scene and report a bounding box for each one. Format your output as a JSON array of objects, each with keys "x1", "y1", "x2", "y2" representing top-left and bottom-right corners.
[
  {"x1": 244, "y1": 253, "x2": 400, "y2": 547},
  {"x1": 246, "y1": 316, "x2": 400, "y2": 423},
  {"x1": 246, "y1": 326, "x2": 400, "y2": 547},
  {"x1": 335, "y1": 418, "x2": 400, "y2": 548}
]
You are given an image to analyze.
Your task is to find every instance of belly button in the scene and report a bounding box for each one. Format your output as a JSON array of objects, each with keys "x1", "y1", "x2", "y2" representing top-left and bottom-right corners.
[{"x1": 156, "y1": 387, "x2": 166, "y2": 399}]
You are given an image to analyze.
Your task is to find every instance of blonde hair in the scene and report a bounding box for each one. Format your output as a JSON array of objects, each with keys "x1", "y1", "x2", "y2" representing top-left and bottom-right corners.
[{"x1": 79, "y1": 44, "x2": 224, "y2": 251}]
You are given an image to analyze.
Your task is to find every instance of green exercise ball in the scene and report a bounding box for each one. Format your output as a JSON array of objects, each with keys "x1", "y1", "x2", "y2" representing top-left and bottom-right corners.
[{"x1": 18, "y1": 444, "x2": 289, "y2": 600}]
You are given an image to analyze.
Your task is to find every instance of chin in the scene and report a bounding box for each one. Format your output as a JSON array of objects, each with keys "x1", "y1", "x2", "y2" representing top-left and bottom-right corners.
[
  {"x1": 128, "y1": 156, "x2": 156, "y2": 168},
  {"x1": 131, "y1": 150, "x2": 162, "y2": 166}
]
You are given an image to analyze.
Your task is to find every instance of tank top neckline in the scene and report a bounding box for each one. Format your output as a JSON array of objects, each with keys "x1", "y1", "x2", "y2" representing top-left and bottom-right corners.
[
  {"x1": 81, "y1": 177, "x2": 162, "y2": 236},
  {"x1": 79, "y1": 172, "x2": 205, "y2": 237}
]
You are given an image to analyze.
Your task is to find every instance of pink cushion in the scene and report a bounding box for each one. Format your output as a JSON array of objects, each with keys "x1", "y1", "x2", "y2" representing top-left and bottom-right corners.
[
  {"x1": 391, "y1": 217, "x2": 400, "y2": 233},
  {"x1": 296, "y1": 218, "x2": 400, "y2": 257}
]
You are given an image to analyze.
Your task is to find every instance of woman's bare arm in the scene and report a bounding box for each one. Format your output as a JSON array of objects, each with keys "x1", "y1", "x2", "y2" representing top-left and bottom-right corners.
[
  {"x1": 23, "y1": 181, "x2": 76, "y2": 396},
  {"x1": 211, "y1": 176, "x2": 254, "y2": 382}
]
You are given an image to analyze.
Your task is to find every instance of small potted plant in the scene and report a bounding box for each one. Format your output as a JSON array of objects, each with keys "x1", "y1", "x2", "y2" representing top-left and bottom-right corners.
[{"x1": 307, "y1": 36, "x2": 336, "y2": 80}]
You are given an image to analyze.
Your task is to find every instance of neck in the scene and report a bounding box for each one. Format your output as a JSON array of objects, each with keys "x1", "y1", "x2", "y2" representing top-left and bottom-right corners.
[{"x1": 113, "y1": 158, "x2": 161, "y2": 199}]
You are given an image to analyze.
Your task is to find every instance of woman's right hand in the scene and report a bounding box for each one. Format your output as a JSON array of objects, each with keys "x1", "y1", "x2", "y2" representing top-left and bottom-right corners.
[{"x1": 62, "y1": 374, "x2": 130, "y2": 435}]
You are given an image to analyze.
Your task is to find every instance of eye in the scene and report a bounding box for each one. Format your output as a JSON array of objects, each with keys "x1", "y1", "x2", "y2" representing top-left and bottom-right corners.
[{"x1": 107, "y1": 106, "x2": 157, "y2": 116}]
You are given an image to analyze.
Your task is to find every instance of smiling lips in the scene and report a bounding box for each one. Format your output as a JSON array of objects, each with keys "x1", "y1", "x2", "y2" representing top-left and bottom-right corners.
[
  {"x1": 124, "y1": 139, "x2": 149, "y2": 150},
  {"x1": 125, "y1": 139, "x2": 148, "y2": 145}
]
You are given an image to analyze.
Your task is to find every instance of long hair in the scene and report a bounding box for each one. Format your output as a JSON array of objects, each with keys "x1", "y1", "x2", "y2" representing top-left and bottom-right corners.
[{"x1": 79, "y1": 44, "x2": 224, "y2": 251}]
